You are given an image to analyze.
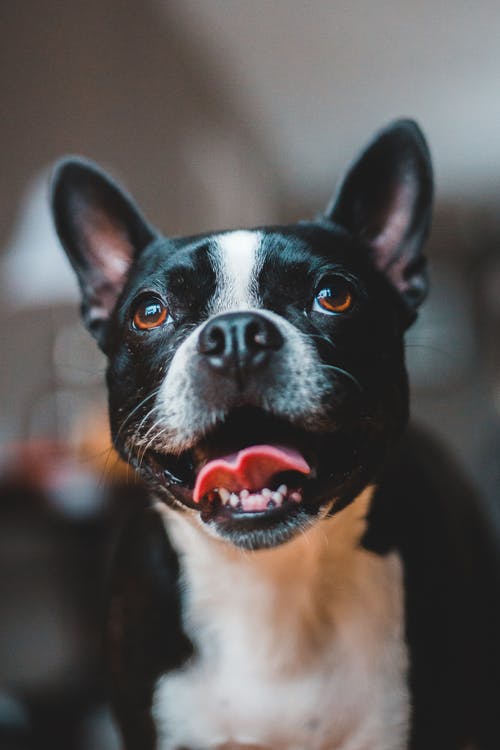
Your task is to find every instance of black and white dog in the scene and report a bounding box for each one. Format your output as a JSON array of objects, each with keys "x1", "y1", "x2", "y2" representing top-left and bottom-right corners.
[{"x1": 52, "y1": 120, "x2": 499, "y2": 750}]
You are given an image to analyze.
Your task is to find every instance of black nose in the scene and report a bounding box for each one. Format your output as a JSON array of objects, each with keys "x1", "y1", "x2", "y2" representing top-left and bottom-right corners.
[{"x1": 198, "y1": 311, "x2": 284, "y2": 378}]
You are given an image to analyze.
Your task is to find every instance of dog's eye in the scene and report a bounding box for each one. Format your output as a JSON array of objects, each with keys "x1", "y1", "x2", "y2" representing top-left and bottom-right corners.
[
  {"x1": 132, "y1": 296, "x2": 169, "y2": 330},
  {"x1": 313, "y1": 277, "x2": 354, "y2": 314}
]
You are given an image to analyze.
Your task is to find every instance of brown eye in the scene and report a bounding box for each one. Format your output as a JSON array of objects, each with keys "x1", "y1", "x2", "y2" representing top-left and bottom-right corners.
[
  {"x1": 132, "y1": 296, "x2": 169, "y2": 330},
  {"x1": 314, "y1": 277, "x2": 354, "y2": 314}
]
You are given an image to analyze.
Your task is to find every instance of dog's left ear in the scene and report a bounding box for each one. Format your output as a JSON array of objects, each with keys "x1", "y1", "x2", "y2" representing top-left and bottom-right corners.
[
  {"x1": 51, "y1": 157, "x2": 156, "y2": 348},
  {"x1": 325, "y1": 119, "x2": 433, "y2": 316}
]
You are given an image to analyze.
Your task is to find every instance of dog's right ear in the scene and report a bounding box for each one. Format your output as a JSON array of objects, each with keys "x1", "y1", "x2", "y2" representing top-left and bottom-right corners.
[{"x1": 51, "y1": 158, "x2": 156, "y2": 348}]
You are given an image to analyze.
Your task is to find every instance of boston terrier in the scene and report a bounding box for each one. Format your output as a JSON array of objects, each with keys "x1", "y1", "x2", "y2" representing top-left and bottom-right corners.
[{"x1": 51, "y1": 120, "x2": 499, "y2": 750}]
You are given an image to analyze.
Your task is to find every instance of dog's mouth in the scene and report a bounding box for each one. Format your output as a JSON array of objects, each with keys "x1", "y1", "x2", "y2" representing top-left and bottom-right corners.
[
  {"x1": 134, "y1": 407, "x2": 359, "y2": 541},
  {"x1": 193, "y1": 443, "x2": 311, "y2": 512}
]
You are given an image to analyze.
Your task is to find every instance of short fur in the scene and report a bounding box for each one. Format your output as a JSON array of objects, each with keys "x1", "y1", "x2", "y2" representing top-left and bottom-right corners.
[{"x1": 51, "y1": 120, "x2": 500, "y2": 749}]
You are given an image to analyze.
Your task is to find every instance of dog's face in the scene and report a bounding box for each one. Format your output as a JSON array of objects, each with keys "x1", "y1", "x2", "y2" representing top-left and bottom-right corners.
[{"x1": 52, "y1": 120, "x2": 432, "y2": 549}]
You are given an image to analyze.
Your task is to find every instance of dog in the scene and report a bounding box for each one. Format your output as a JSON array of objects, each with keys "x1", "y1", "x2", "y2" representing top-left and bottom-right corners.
[{"x1": 51, "y1": 120, "x2": 499, "y2": 750}]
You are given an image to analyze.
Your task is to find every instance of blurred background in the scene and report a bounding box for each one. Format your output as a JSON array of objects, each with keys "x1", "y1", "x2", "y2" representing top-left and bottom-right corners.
[{"x1": 1, "y1": 1, "x2": 500, "y2": 748}]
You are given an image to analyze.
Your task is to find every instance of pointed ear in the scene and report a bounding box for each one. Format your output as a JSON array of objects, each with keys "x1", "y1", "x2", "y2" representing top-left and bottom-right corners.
[
  {"x1": 51, "y1": 157, "x2": 156, "y2": 347},
  {"x1": 325, "y1": 119, "x2": 433, "y2": 317}
]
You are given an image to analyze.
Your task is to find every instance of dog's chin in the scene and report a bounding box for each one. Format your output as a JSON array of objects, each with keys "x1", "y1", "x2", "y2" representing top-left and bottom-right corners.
[
  {"x1": 195, "y1": 505, "x2": 331, "y2": 551},
  {"x1": 129, "y1": 407, "x2": 364, "y2": 550},
  {"x1": 165, "y1": 472, "x2": 334, "y2": 550},
  {"x1": 149, "y1": 466, "x2": 335, "y2": 551}
]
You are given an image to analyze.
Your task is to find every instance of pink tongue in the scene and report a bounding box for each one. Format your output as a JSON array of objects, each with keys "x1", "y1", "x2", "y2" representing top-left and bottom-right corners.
[{"x1": 193, "y1": 445, "x2": 311, "y2": 504}]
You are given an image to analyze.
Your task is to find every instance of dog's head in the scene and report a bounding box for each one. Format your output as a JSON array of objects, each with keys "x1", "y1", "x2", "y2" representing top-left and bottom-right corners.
[{"x1": 51, "y1": 119, "x2": 432, "y2": 549}]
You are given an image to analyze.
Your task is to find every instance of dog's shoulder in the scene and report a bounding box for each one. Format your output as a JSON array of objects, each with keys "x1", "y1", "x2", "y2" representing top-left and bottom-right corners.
[{"x1": 365, "y1": 426, "x2": 500, "y2": 748}]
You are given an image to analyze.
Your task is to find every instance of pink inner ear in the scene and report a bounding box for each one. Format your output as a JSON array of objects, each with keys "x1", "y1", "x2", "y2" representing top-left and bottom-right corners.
[
  {"x1": 371, "y1": 180, "x2": 415, "y2": 272},
  {"x1": 79, "y1": 207, "x2": 135, "y2": 315}
]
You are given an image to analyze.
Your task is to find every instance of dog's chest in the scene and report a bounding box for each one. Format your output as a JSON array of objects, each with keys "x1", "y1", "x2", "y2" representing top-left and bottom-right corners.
[{"x1": 153, "y1": 494, "x2": 409, "y2": 750}]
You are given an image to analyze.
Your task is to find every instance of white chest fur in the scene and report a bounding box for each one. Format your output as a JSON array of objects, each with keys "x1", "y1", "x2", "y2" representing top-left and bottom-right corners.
[{"x1": 153, "y1": 490, "x2": 409, "y2": 750}]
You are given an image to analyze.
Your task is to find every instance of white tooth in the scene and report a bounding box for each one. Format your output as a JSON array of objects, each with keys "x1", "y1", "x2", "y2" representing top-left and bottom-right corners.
[
  {"x1": 262, "y1": 488, "x2": 272, "y2": 498},
  {"x1": 272, "y1": 492, "x2": 283, "y2": 506},
  {"x1": 277, "y1": 484, "x2": 287, "y2": 496},
  {"x1": 240, "y1": 489, "x2": 250, "y2": 499},
  {"x1": 230, "y1": 493, "x2": 240, "y2": 508},
  {"x1": 219, "y1": 488, "x2": 230, "y2": 503}
]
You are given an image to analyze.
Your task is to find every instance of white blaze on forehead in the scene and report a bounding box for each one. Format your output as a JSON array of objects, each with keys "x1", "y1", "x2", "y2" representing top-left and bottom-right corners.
[{"x1": 210, "y1": 230, "x2": 263, "y2": 312}]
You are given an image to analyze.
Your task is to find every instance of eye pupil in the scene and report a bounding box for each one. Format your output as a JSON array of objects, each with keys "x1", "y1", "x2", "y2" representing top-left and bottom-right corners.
[
  {"x1": 145, "y1": 302, "x2": 162, "y2": 319},
  {"x1": 315, "y1": 278, "x2": 354, "y2": 314},
  {"x1": 133, "y1": 297, "x2": 168, "y2": 330}
]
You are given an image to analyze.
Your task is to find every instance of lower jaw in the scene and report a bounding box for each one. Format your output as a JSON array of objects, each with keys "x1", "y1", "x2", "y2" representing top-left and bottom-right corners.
[
  {"x1": 150, "y1": 478, "x2": 331, "y2": 549},
  {"x1": 201, "y1": 504, "x2": 316, "y2": 550}
]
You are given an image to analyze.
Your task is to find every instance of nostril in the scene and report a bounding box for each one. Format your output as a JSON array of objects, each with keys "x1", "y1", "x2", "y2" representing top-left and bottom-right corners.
[
  {"x1": 247, "y1": 319, "x2": 283, "y2": 351},
  {"x1": 198, "y1": 324, "x2": 226, "y2": 356},
  {"x1": 245, "y1": 321, "x2": 263, "y2": 350}
]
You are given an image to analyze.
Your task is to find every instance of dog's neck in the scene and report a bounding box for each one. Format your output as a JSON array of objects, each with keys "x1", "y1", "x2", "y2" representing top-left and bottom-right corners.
[
  {"x1": 155, "y1": 486, "x2": 389, "y2": 665},
  {"x1": 153, "y1": 485, "x2": 410, "y2": 750}
]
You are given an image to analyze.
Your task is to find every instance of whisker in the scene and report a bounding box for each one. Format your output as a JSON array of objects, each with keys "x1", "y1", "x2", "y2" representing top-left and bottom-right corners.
[
  {"x1": 308, "y1": 331, "x2": 337, "y2": 353},
  {"x1": 119, "y1": 398, "x2": 163, "y2": 469},
  {"x1": 135, "y1": 403, "x2": 162, "y2": 438},
  {"x1": 306, "y1": 332, "x2": 362, "y2": 392},
  {"x1": 320, "y1": 363, "x2": 363, "y2": 394},
  {"x1": 115, "y1": 387, "x2": 162, "y2": 443},
  {"x1": 133, "y1": 409, "x2": 169, "y2": 468},
  {"x1": 136, "y1": 423, "x2": 170, "y2": 473}
]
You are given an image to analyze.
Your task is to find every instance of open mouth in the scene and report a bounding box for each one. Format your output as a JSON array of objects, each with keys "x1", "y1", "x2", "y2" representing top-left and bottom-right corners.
[
  {"x1": 194, "y1": 443, "x2": 310, "y2": 510},
  {"x1": 135, "y1": 407, "x2": 336, "y2": 529}
]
